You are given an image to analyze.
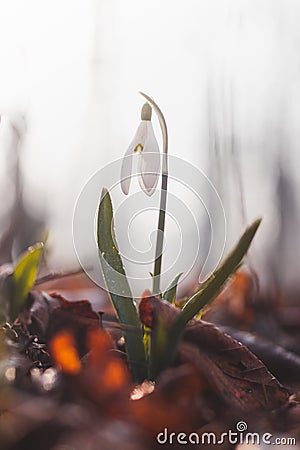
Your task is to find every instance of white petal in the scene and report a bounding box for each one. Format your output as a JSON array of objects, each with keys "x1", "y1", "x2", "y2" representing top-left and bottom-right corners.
[
  {"x1": 129, "y1": 120, "x2": 148, "y2": 150},
  {"x1": 138, "y1": 122, "x2": 160, "y2": 196},
  {"x1": 120, "y1": 148, "x2": 133, "y2": 195},
  {"x1": 120, "y1": 121, "x2": 148, "y2": 195}
]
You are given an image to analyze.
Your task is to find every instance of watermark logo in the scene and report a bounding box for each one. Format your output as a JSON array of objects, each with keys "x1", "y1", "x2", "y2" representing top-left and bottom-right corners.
[
  {"x1": 236, "y1": 421, "x2": 248, "y2": 432},
  {"x1": 156, "y1": 421, "x2": 296, "y2": 446},
  {"x1": 72, "y1": 155, "x2": 226, "y2": 297}
]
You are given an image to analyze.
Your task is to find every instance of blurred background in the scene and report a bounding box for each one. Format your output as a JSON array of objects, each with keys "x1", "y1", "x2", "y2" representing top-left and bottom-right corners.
[{"x1": 1, "y1": 0, "x2": 300, "y2": 297}]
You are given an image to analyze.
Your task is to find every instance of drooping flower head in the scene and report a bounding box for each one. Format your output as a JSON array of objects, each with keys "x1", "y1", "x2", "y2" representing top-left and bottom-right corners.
[{"x1": 120, "y1": 103, "x2": 160, "y2": 196}]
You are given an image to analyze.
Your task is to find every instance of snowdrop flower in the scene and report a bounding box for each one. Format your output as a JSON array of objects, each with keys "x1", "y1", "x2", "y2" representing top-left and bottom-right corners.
[{"x1": 120, "y1": 103, "x2": 160, "y2": 196}]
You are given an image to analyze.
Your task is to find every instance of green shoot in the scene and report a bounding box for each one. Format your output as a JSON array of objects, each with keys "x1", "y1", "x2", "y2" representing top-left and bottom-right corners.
[{"x1": 97, "y1": 188, "x2": 147, "y2": 382}]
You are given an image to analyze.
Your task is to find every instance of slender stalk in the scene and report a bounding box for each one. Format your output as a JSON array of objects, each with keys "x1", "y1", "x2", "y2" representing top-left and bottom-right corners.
[
  {"x1": 139, "y1": 92, "x2": 168, "y2": 295},
  {"x1": 152, "y1": 173, "x2": 168, "y2": 294}
]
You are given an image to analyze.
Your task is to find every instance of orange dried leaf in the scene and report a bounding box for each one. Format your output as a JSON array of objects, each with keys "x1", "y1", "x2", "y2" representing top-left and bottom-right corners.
[
  {"x1": 102, "y1": 359, "x2": 130, "y2": 391},
  {"x1": 50, "y1": 331, "x2": 81, "y2": 375},
  {"x1": 86, "y1": 329, "x2": 114, "y2": 367}
]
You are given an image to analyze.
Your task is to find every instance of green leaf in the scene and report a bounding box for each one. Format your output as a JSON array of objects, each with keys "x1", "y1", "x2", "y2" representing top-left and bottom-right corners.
[
  {"x1": 162, "y1": 272, "x2": 183, "y2": 304},
  {"x1": 148, "y1": 316, "x2": 168, "y2": 379},
  {"x1": 97, "y1": 188, "x2": 147, "y2": 382},
  {"x1": 180, "y1": 218, "x2": 261, "y2": 320},
  {"x1": 143, "y1": 326, "x2": 151, "y2": 361},
  {"x1": 10, "y1": 243, "x2": 43, "y2": 322},
  {"x1": 153, "y1": 218, "x2": 262, "y2": 376}
]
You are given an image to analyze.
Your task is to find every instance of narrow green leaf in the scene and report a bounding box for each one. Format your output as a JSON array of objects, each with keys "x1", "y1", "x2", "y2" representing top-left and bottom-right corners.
[
  {"x1": 162, "y1": 272, "x2": 183, "y2": 304},
  {"x1": 148, "y1": 316, "x2": 168, "y2": 380},
  {"x1": 143, "y1": 326, "x2": 151, "y2": 361},
  {"x1": 97, "y1": 188, "x2": 147, "y2": 381},
  {"x1": 154, "y1": 218, "x2": 262, "y2": 376},
  {"x1": 10, "y1": 243, "x2": 43, "y2": 322},
  {"x1": 181, "y1": 218, "x2": 261, "y2": 320}
]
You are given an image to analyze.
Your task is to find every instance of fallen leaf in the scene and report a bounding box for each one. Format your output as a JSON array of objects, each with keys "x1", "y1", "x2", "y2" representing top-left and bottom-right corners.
[
  {"x1": 139, "y1": 296, "x2": 289, "y2": 411},
  {"x1": 24, "y1": 291, "x2": 99, "y2": 346},
  {"x1": 49, "y1": 331, "x2": 81, "y2": 375}
]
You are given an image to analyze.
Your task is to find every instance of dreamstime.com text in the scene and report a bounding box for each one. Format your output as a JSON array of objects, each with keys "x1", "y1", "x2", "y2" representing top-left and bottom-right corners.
[{"x1": 156, "y1": 421, "x2": 296, "y2": 446}]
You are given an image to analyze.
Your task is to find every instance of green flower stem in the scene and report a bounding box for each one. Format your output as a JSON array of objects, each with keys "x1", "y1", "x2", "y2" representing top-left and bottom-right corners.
[
  {"x1": 153, "y1": 173, "x2": 168, "y2": 295},
  {"x1": 140, "y1": 92, "x2": 168, "y2": 295}
]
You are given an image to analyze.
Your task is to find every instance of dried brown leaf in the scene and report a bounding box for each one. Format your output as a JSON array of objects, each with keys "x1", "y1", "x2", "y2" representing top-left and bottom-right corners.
[{"x1": 139, "y1": 296, "x2": 289, "y2": 411}]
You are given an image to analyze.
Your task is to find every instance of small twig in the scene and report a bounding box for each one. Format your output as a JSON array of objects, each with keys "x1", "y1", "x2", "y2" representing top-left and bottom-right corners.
[{"x1": 34, "y1": 267, "x2": 85, "y2": 286}]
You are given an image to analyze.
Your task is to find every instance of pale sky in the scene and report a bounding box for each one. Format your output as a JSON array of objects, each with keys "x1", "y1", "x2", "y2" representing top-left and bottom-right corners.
[{"x1": 1, "y1": 0, "x2": 300, "y2": 294}]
